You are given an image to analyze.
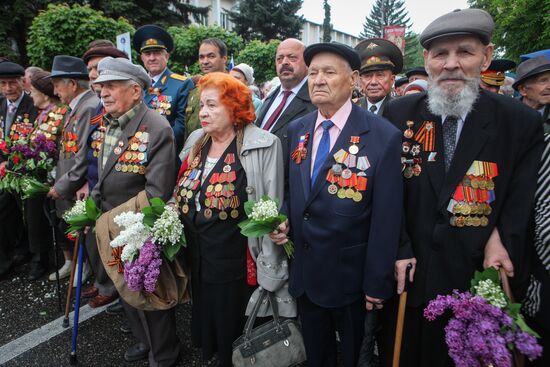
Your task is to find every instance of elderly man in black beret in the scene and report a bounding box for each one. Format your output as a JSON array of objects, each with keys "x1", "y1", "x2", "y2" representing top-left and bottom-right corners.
[
  {"x1": 379, "y1": 9, "x2": 544, "y2": 367},
  {"x1": 0, "y1": 61, "x2": 39, "y2": 278},
  {"x1": 271, "y1": 42, "x2": 403, "y2": 367}
]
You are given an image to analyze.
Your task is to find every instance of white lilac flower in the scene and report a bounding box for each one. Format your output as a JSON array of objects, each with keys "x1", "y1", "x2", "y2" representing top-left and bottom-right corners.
[
  {"x1": 474, "y1": 279, "x2": 507, "y2": 308},
  {"x1": 250, "y1": 199, "x2": 279, "y2": 221},
  {"x1": 114, "y1": 212, "x2": 145, "y2": 229},
  {"x1": 110, "y1": 211, "x2": 152, "y2": 263},
  {"x1": 62, "y1": 199, "x2": 87, "y2": 222},
  {"x1": 152, "y1": 206, "x2": 183, "y2": 247}
]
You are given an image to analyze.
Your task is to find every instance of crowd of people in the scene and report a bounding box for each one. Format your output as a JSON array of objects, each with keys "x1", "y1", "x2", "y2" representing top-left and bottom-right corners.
[{"x1": 0, "y1": 7, "x2": 549, "y2": 367}]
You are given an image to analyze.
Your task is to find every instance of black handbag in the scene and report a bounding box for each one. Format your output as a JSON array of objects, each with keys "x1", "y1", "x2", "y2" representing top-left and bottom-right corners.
[{"x1": 232, "y1": 289, "x2": 306, "y2": 366}]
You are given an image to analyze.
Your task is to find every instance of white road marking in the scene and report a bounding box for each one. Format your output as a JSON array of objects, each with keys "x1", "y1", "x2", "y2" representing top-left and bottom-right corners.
[{"x1": 0, "y1": 303, "x2": 111, "y2": 365}]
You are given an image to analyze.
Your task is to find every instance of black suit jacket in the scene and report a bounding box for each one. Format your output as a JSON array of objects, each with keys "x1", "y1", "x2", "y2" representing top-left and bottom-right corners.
[
  {"x1": 0, "y1": 93, "x2": 38, "y2": 140},
  {"x1": 383, "y1": 91, "x2": 544, "y2": 306},
  {"x1": 255, "y1": 81, "x2": 316, "y2": 160}
]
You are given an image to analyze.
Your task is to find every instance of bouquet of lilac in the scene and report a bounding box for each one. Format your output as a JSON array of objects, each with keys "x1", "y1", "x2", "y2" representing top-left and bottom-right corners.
[
  {"x1": 424, "y1": 268, "x2": 542, "y2": 367},
  {"x1": 110, "y1": 198, "x2": 186, "y2": 294}
]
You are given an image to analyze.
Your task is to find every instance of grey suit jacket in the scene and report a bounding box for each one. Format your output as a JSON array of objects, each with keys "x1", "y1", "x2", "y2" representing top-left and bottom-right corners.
[
  {"x1": 92, "y1": 103, "x2": 175, "y2": 212},
  {"x1": 54, "y1": 89, "x2": 99, "y2": 216}
]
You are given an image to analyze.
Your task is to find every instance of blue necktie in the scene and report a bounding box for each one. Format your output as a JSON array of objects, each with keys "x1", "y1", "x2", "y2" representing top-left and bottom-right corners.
[{"x1": 311, "y1": 120, "x2": 334, "y2": 187}]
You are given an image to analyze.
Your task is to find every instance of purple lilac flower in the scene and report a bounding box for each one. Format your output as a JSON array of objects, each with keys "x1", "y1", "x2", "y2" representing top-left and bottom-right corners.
[
  {"x1": 514, "y1": 331, "x2": 543, "y2": 361},
  {"x1": 123, "y1": 238, "x2": 162, "y2": 294}
]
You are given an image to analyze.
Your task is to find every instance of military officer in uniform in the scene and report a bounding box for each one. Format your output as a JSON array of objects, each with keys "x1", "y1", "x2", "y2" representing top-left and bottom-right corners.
[
  {"x1": 92, "y1": 56, "x2": 179, "y2": 366},
  {"x1": 379, "y1": 9, "x2": 544, "y2": 367},
  {"x1": 134, "y1": 25, "x2": 194, "y2": 152},
  {"x1": 184, "y1": 38, "x2": 228, "y2": 141},
  {"x1": 355, "y1": 38, "x2": 403, "y2": 115},
  {"x1": 0, "y1": 61, "x2": 39, "y2": 278},
  {"x1": 47, "y1": 56, "x2": 99, "y2": 284},
  {"x1": 480, "y1": 58, "x2": 516, "y2": 94},
  {"x1": 272, "y1": 42, "x2": 403, "y2": 367}
]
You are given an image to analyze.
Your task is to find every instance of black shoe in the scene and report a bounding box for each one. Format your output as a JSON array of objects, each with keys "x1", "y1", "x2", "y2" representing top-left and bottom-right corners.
[
  {"x1": 28, "y1": 263, "x2": 47, "y2": 281},
  {"x1": 12, "y1": 253, "x2": 30, "y2": 266},
  {"x1": 120, "y1": 319, "x2": 132, "y2": 334},
  {"x1": 124, "y1": 342, "x2": 149, "y2": 362},
  {"x1": 106, "y1": 301, "x2": 124, "y2": 315}
]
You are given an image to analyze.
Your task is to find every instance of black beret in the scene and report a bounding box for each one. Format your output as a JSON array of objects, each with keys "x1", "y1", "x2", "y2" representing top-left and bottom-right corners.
[
  {"x1": 31, "y1": 70, "x2": 56, "y2": 98},
  {"x1": 395, "y1": 77, "x2": 409, "y2": 88},
  {"x1": 0, "y1": 61, "x2": 25, "y2": 78},
  {"x1": 82, "y1": 46, "x2": 128, "y2": 64},
  {"x1": 405, "y1": 67, "x2": 428, "y2": 79},
  {"x1": 304, "y1": 42, "x2": 361, "y2": 71},
  {"x1": 133, "y1": 25, "x2": 174, "y2": 53},
  {"x1": 420, "y1": 9, "x2": 494, "y2": 49},
  {"x1": 355, "y1": 38, "x2": 403, "y2": 74}
]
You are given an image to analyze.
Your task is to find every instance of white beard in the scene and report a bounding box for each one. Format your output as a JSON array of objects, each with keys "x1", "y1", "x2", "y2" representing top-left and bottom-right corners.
[{"x1": 427, "y1": 71, "x2": 480, "y2": 117}]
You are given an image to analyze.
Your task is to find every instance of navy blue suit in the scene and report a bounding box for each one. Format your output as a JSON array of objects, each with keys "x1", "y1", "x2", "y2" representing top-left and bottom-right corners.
[
  {"x1": 144, "y1": 68, "x2": 194, "y2": 152},
  {"x1": 286, "y1": 103, "x2": 403, "y2": 366}
]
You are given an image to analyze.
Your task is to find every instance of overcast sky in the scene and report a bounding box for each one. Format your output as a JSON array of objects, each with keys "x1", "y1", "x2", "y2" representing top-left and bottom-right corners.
[{"x1": 298, "y1": 0, "x2": 470, "y2": 37}]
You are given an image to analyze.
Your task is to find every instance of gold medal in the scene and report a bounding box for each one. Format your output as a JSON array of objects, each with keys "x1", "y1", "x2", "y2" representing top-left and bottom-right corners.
[
  {"x1": 182, "y1": 204, "x2": 189, "y2": 214},
  {"x1": 219, "y1": 211, "x2": 228, "y2": 220},
  {"x1": 328, "y1": 184, "x2": 338, "y2": 195},
  {"x1": 480, "y1": 216, "x2": 489, "y2": 227},
  {"x1": 483, "y1": 204, "x2": 492, "y2": 216},
  {"x1": 462, "y1": 204, "x2": 472, "y2": 215},
  {"x1": 121, "y1": 164, "x2": 128, "y2": 173},
  {"x1": 231, "y1": 209, "x2": 239, "y2": 219},
  {"x1": 472, "y1": 216, "x2": 481, "y2": 227},
  {"x1": 456, "y1": 216, "x2": 465, "y2": 227},
  {"x1": 131, "y1": 143, "x2": 139, "y2": 151},
  {"x1": 337, "y1": 188, "x2": 346, "y2": 199},
  {"x1": 486, "y1": 179, "x2": 495, "y2": 190},
  {"x1": 353, "y1": 191, "x2": 362, "y2": 202},
  {"x1": 215, "y1": 184, "x2": 223, "y2": 192},
  {"x1": 204, "y1": 208, "x2": 212, "y2": 219},
  {"x1": 206, "y1": 185, "x2": 214, "y2": 193},
  {"x1": 133, "y1": 165, "x2": 139, "y2": 173},
  {"x1": 186, "y1": 190, "x2": 193, "y2": 199},
  {"x1": 135, "y1": 131, "x2": 142, "y2": 139},
  {"x1": 345, "y1": 188, "x2": 355, "y2": 199},
  {"x1": 204, "y1": 197, "x2": 212, "y2": 207},
  {"x1": 139, "y1": 166, "x2": 145, "y2": 174}
]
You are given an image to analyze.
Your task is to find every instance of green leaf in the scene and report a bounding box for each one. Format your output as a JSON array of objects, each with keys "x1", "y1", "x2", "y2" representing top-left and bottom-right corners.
[
  {"x1": 150, "y1": 197, "x2": 165, "y2": 207},
  {"x1": 163, "y1": 243, "x2": 181, "y2": 262},
  {"x1": 243, "y1": 199, "x2": 256, "y2": 216},
  {"x1": 239, "y1": 222, "x2": 272, "y2": 237},
  {"x1": 514, "y1": 314, "x2": 540, "y2": 338},
  {"x1": 85, "y1": 198, "x2": 100, "y2": 220},
  {"x1": 237, "y1": 218, "x2": 252, "y2": 229}
]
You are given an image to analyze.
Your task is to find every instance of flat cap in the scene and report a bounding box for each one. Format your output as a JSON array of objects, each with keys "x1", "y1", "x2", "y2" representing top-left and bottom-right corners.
[
  {"x1": 420, "y1": 9, "x2": 494, "y2": 49},
  {"x1": 31, "y1": 70, "x2": 56, "y2": 98},
  {"x1": 133, "y1": 25, "x2": 174, "y2": 53},
  {"x1": 0, "y1": 61, "x2": 25, "y2": 78},
  {"x1": 480, "y1": 59, "x2": 516, "y2": 86},
  {"x1": 50, "y1": 55, "x2": 89, "y2": 80},
  {"x1": 355, "y1": 38, "x2": 403, "y2": 74},
  {"x1": 94, "y1": 57, "x2": 151, "y2": 90},
  {"x1": 405, "y1": 66, "x2": 428, "y2": 79},
  {"x1": 82, "y1": 46, "x2": 128, "y2": 64},
  {"x1": 513, "y1": 56, "x2": 550, "y2": 90},
  {"x1": 304, "y1": 42, "x2": 361, "y2": 71}
]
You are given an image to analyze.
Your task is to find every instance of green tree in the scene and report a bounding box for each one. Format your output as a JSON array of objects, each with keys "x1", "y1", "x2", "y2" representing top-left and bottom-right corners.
[
  {"x1": 468, "y1": 0, "x2": 550, "y2": 61},
  {"x1": 27, "y1": 4, "x2": 134, "y2": 70},
  {"x1": 168, "y1": 25, "x2": 243, "y2": 75},
  {"x1": 227, "y1": 0, "x2": 305, "y2": 42},
  {"x1": 403, "y1": 32, "x2": 424, "y2": 71},
  {"x1": 236, "y1": 39, "x2": 281, "y2": 84},
  {"x1": 322, "y1": 0, "x2": 332, "y2": 43}
]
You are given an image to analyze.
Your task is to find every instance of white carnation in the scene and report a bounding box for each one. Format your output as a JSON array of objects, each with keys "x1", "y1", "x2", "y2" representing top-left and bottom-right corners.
[
  {"x1": 62, "y1": 200, "x2": 87, "y2": 222},
  {"x1": 250, "y1": 199, "x2": 279, "y2": 221},
  {"x1": 152, "y1": 206, "x2": 183, "y2": 246}
]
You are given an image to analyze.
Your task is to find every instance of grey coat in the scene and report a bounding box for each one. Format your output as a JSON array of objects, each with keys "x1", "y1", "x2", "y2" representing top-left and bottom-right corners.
[
  {"x1": 180, "y1": 124, "x2": 297, "y2": 318},
  {"x1": 54, "y1": 89, "x2": 99, "y2": 216},
  {"x1": 92, "y1": 103, "x2": 175, "y2": 212}
]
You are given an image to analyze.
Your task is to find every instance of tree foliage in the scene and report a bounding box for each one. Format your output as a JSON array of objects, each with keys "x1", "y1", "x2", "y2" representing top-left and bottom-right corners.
[
  {"x1": 322, "y1": 0, "x2": 332, "y2": 43},
  {"x1": 227, "y1": 0, "x2": 305, "y2": 42},
  {"x1": 168, "y1": 25, "x2": 243, "y2": 75},
  {"x1": 236, "y1": 40, "x2": 281, "y2": 84},
  {"x1": 27, "y1": 4, "x2": 134, "y2": 70},
  {"x1": 468, "y1": 0, "x2": 550, "y2": 61},
  {"x1": 403, "y1": 33, "x2": 424, "y2": 71}
]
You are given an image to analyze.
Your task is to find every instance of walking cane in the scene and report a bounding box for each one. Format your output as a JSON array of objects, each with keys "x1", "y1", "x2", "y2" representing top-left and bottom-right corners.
[
  {"x1": 392, "y1": 263, "x2": 413, "y2": 367},
  {"x1": 70, "y1": 230, "x2": 85, "y2": 365},
  {"x1": 62, "y1": 234, "x2": 80, "y2": 328},
  {"x1": 44, "y1": 198, "x2": 62, "y2": 312}
]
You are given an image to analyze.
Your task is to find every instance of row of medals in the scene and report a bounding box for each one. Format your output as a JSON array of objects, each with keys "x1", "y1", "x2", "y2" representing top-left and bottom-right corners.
[
  {"x1": 90, "y1": 126, "x2": 106, "y2": 158},
  {"x1": 327, "y1": 141, "x2": 366, "y2": 203},
  {"x1": 450, "y1": 175, "x2": 494, "y2": 227},
  {"x1": 62, "y1": 131, "x2": 78, "y2": 159},
  {"x1": 152, "y1": 96, "x2": 172, "y2": 116},
  {"x1": 114, "y1": 131, "x2": 149, "y2": 174},
  {"x1": 10, "y1": 121, "x2": 33, "y2": 142},
  {"x1": 402, "y1": 123, "x2": 422, "y2": 178},
  {"x1": 34, "y1": 110, "x2": 64, "y2": 142}
]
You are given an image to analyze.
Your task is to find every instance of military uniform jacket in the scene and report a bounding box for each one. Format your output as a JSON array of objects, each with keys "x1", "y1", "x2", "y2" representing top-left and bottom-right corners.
[
  {"x1": 184, "y1": 86, "x2": 200, "y2": 142},
  {"x1": 286, "y1": 103, "x2": 403, "y2": 308},
  {"x1": 92, "y1": 103, "x2": 175, "y2": 212},
  {"x1": 54, "y1": 90, "x2": 99, "y2": 216},
  {"x1": 383, "y1": 91, "x2": 544, "y2": 307},
  {"x1": 144, "y1": 68, "x2": 193, "y2": 151},
  {"x1": 0, "y1": 93, "x2": 39, "y2": 145}
]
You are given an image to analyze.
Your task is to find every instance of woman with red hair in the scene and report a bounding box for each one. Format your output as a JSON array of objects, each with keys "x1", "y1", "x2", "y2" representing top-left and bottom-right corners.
[{"x1": 174, "y1": 72, "x2": 295, "y2": 365}]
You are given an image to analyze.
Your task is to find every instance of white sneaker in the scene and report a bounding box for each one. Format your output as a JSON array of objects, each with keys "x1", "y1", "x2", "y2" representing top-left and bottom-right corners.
[
  {"x1": 73, "y1": 261, "x2": 91, "y2": 287},
  {"x1": 48, "y1": 260, "x2": 72, "y2": 281}
]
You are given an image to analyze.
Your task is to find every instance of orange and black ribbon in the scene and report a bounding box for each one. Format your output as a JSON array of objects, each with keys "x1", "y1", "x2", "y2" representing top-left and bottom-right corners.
[{"x1": 414, "y1": 121, "x2": 435, "y2": 152}]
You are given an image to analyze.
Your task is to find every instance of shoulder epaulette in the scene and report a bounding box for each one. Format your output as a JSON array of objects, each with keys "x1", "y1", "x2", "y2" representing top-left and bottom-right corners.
[{"x1": 170, "y1": 73, "x2": 188, "y2": 81}]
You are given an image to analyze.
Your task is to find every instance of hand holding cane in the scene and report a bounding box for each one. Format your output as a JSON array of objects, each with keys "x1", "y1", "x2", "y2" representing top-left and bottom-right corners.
[{"x1": 392, "y1": 263, "x2": 413, "y2": 367}]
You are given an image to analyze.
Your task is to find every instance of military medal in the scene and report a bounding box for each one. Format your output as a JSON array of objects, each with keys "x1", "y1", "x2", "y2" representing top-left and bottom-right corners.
[
  {"x1": 114, "y1": 141, "x2": 123, "y2": 155},
  {"x1": 291, "y1": 133, "x2": 309, "y2": 164},
  {"x1": 356, "y1": 156, "x2": 370, "y2": 176},
  {"x1": 404, "y1": 121, "x2": 414, "y2": 139},
  {"x1": 414, "y1": 121, "x2": 435, "y2": 152},
  {"x1": 219, "y1": 211, "x2": 228, "y2": 220},
  {"x1": 223, "y1": 153, "x2": 234, "y2": 173},
  {"x1": 349, "y1": 136, "x2": 360, "y2": 155},
  {"x1": 204, "y1": 208, "x2": 212, "y2": 219},
  {"x1": 341, "y1": 168, "x2": 352, "y2": 180}
]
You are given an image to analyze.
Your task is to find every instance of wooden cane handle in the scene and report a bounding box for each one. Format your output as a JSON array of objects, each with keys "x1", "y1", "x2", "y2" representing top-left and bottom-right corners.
[{"x1": 499, "y1": 267, "x2": 515, "y2": 303}]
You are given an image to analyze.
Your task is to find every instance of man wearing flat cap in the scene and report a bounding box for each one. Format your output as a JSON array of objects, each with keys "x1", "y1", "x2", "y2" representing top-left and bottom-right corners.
[
  {"x1": 134, "y1": 24, "x2": 193, "y2": 153},
  {"x1": 0, "y1": 61, "x2": 39, "y2": 278},
  {"x1": 91, "y1": 57, "x2": 179, "y2": 366},
  {"x1": 47, "y1": 55, "x2": 99, "y2": 284},
  {"x1": 514, "y1": 56, "x2": 550, "y2": 132},
  {"x1": 271, "y1": 42, "x2": 402, "y2": 366},
  {"x1": 378, "y1": 9, "x2": 544, "y2": 366},
  {"x1": 480, "y1": 58, "x2": 516, "y2": 94},
  {"x1": 355, "y1": 38, "x2": 403, "y2": 115}
]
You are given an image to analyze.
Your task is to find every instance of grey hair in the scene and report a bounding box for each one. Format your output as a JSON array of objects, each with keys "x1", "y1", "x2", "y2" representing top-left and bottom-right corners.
[
  {"x1": 61, "y1": 78, "x2": 90, "y2": 90},
  {"x1": 25, "y1": 66, "x2": 43, "y2": 76}
]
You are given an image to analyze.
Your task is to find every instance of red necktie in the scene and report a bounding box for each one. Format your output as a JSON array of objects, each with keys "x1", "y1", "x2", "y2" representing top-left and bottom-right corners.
[{"x1": 262, "y1": 90, "x2": 292, "y2": 131}]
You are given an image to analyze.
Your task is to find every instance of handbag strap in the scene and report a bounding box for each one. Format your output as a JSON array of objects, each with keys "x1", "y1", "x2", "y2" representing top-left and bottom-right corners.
[{"x1": 242, "y1": 288, "x2": 282, "y2": 339}]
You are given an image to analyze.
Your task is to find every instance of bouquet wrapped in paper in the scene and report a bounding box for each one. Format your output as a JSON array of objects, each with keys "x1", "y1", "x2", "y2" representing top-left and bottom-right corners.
[
  {"x1": 424, "y1": 268, "x2": 542, "y2": 367},
  {"x1": 238, "y1": 195, "x2": 294, "y2": 258},
  {"x1": 0, "y1": 134, "x2": 56, "y2": 199},
  {"x1": 110, "y1": 198, "x2": 186, "y2": 293}
]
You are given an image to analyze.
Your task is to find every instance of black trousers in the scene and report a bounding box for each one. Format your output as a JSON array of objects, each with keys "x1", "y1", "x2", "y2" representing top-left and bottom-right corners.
[
  {"x1": 122, "y1": 299, "x2": 180, "y2": 367},
  {"x1": 84, "y1": 232, "x2": 115, "y2": 296},
  {"x1": 0, "y1": 191, "x2": 26, "y2": 272},
  {"x1": 24, "y1": 195, "x2": 52, "y2": 263},
  {"x1": 378, "y1": 297, "x2": 453, "y2": 367},
  {"x1": 297, "y1": 294, "x2": 365, "y2": 367}
]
